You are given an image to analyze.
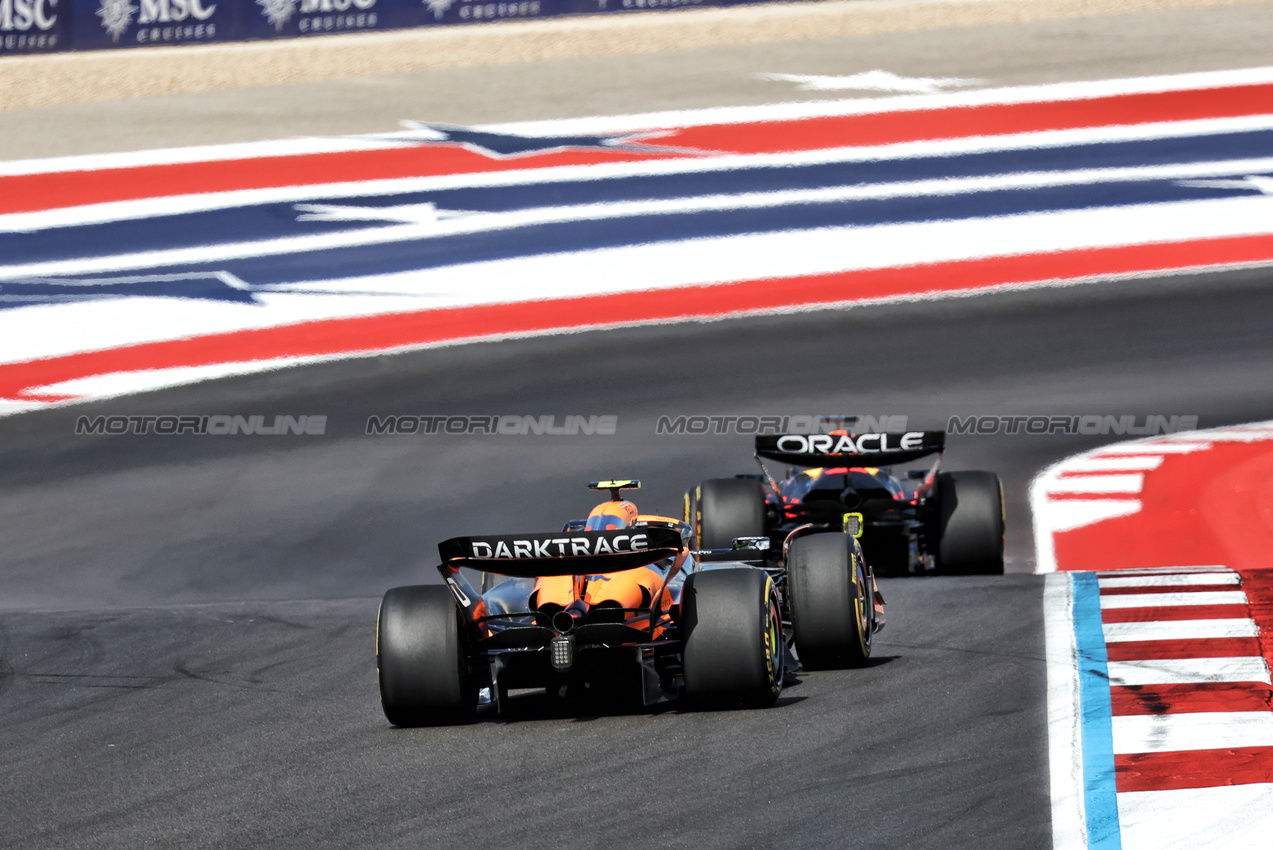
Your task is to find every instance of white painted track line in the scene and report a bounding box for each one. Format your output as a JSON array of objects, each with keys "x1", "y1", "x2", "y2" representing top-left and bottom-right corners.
[
  {"x1": 1098, "y1": 573, "x2": 1242, "y2": 589},
  {"x1": 1102, "y1": 618, "x2": 1259, "y2": 642},
  {"x1": 1113, "y1": 711, "x2": 1273, "y2": 754},
  {"x1": 1108, "y1": 657, "x2": 1272, "y2": 687},
  {"x1": 1119, "y1": 784, "x2": 1273, "y2": 850},
  {"x1": 1095, "y1": 566, "x2": 1231, "y2": 575},
  {"x1": 1046, "y1": 474, "x2": 1145, "y2": 494},
  {"x1": 1043, "y1": 573, "x2": 1086, "y2": 850},
  {"x1": 1064, "y1": 457, "x2": 1165, "y2": 472},
  {"x1": 1100, "y1": 591, "x2": 1248, "y2": 608},
  {"x1": 1092, "y1": 443, "x2": 1213, "y2": 455}
]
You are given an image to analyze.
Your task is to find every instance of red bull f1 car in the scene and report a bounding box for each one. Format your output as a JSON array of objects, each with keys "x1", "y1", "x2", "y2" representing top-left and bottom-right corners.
[
  {"x1": 377, "y1": 480, "x2": 884, "y2": 726},
  {"x1": 684, "y1": 429, "x2": 1005, "y2": 577}
]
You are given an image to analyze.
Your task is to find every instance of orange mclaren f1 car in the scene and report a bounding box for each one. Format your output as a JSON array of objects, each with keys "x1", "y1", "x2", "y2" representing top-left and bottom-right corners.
[{"x1": 376, "y1": 480, "x2": 884, "y2": 726}]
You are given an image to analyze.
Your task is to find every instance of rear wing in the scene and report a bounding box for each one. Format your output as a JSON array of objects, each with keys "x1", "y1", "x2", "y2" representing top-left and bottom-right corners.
[
  {"x1": 438, "y1": 527, "x2": 682, "y2": 577},
  {"x1": 755, "y1": 431, "x2": 945, "y2": 467}
]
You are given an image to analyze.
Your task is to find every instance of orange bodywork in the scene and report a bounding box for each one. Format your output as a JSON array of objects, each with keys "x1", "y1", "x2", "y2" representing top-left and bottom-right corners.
[
  {"x1": 530, "y1": 502, "x2": 685, "y2": 636},
  {"x1": 531, "y1": 574, "x2": 585, "y2": 608}
]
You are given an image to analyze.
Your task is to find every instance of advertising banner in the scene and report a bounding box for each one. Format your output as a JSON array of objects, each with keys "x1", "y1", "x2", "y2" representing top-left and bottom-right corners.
[
  {"x1": 248, "y1": 0, "x2": 404, "y2": 40},
  {"x1": 12, "y1": 0, "x2": 783, "y2": 56},
  {"x1": 0, "y1": 0, "x2": 68, "y2": 55},
  {"x1": 69, "y1": 0, "x2": 234, "y2": 50}
]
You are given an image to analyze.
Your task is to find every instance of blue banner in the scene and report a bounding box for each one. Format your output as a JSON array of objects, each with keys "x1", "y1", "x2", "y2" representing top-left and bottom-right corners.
[
  {"x1": 2, "y1": 0, "x2": 782, "y2": 54},
  {"x1": 69, "y1": 0, "x2": 234, "y2": 50},
  {"x1": 0, "y1": 0, "x2": 67, "y2": 54}
]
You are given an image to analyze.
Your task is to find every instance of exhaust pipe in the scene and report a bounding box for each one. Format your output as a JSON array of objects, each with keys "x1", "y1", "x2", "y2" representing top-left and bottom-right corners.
[{"x1": 551, "y1": 600, "x2": 589, "y2": 634}]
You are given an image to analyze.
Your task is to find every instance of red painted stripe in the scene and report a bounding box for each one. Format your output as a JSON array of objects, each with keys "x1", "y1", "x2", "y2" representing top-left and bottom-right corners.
[
  {"x1": 4, "y1": 234, "x2": 1273, "y2": 402},
  {"x1": 0, "y1": 146, "x2": 675, "y2": 216},
  {"x1": 4, "y1": 83, "x2": 1272, "y2": 216},
  {"x1": 1053, "y1": 442, "x2": 1273, "y2": 572},
  {"x1": 1100, "y1": 584, "x2": 1239, "y2": 595},
  {"x1": 1116, "y1": 747, "x2": 1273, "y2": 793},
  {"x1": 1102, "y1": 605, "x2": 1251, "y2": 623},
  {"x1": 1239, "y1": 569, "x2": 1273, "y2": 707},
  {"x1": 1111, "y1": 683, "x2": 1273, "y2": 715},
  {"x1": 672, "y1": 84, "x2": 1273, "y2": 156},
  {"x1": 1104, "y1": 637, "x2": 1263, "y2": 661}
]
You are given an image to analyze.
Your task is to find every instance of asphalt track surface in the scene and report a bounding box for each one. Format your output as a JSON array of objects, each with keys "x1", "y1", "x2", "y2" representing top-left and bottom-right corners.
[
  {"x1": 4, "y1": 269, "x2": 1273, "y2": 847},
  {"x1": 5, "y1": 6, "x2": 1273, "y2": 849}
]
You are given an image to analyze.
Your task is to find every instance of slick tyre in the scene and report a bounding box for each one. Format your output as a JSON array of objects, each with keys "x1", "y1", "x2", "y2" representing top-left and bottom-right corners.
[
  {"x1": 691, "y1": 478, "x2": 766, "y2": 550},
  {"x1": 787, "y1": 532, "x2": 873, "y2": 669},
  {"x1": 377, "y1": 585, "x2": 476, "y2": 726},
  {"x1": 935, "y1": 471, "x2": 1006, "y2": 575},
  {"x1": 681, "y1": 569, "x2": 783, "y2": 708}
]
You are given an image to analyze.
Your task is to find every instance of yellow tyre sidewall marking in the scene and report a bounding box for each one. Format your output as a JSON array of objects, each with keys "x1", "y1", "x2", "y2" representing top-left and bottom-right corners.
[
  {"x1": 851, "y1": 554, "x2": 869, "y2": 656},
  {"x1": 762, "y1": 576, "x2": 780, "y2": 694}
]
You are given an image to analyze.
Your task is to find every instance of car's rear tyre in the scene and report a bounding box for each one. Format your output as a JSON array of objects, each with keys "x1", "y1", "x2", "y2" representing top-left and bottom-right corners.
[
  {"x1": 681, "y1": 569, "x2": 783, "y2": 708},
  {"x1": 787, "y1": 532, "x2": 873, "y2": 669},
  {"x1": 690, "y1": 477, "x2": 766, "y2": 549},
  {"x1": 935, "y1": 471, "x2": 1005, "y2": 575},
  {"x1": 377, "y1": 585, "x2": 476, "y2": 726}
]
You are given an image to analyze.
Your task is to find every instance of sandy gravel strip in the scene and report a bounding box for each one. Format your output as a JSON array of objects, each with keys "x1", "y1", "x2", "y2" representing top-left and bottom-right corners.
[{"x1": 0, "y1": 0, "x2": 1265, "y2": 110}]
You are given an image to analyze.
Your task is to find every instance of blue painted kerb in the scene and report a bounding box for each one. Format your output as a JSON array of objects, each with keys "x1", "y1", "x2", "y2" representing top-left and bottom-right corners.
[{"x1": 1073, "y1": 571, "x2": 1122, "y2": 848}]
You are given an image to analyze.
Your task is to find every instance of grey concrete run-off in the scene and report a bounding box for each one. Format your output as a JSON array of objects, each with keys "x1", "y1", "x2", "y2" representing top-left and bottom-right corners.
[{"x1": 2, "y1": 1, "x2": 1273, "y2": 158}]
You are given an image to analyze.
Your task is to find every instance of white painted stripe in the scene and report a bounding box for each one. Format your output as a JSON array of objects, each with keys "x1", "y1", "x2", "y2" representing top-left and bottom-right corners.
[
  {"x1": 1099, "y1": 573, "x2": 1241, "y2": 589},
  {"x1": 1123, "y1": 439, "x2": 1219, "y2": 451},
  {"x1": 1063, "y1": 456, "x2": 1165, "y2": 473},
  {"x1": 1047, "y1": 473, "x2": 1145, "y2": 494},
  {"x1": 1118, "y1": 784, "x2": 1273, "y2": 850},
  {"x1": 1194, "y1": 427, "x2": 1273, "y2": 444},
  {"x1": 1034, "y1": 499, "x2": 1143, "y2": 535},
  {"x1": 0, "y1": 137, "x2": 420, "y2": 178},
  {"x1": 1100, "y1": 591, "x2": 1247, "y2": 609},
  {"x1": 7, "y1": 66, "x2": 1273, "y2": 177},
  {"x1": 1044, "y1": 573, "x2": 1088, "y2": 850},
  {"x1": 17, "y1": 358, "x2": 330, "y2": 400},
  {"x1": 1096, "y1": 566, "x2": 1231, "y2": 576},
  {"x1": 1102, "y1": 619, "x2": 1259, "y2": 643},
  {"x1": 1107, "y1": 657, "x2": 1271, "y2": 687},
  {"x1": 1113, "y1": 711, "x2": 1273, "y2": 754},
  {"x1": 1091, "y1": 443, "x2": 1212, "y2": 455},
  {"x1": 3, "y1": 195, "x2": 1273, "y2": 370}
]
